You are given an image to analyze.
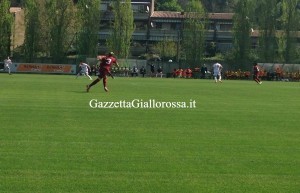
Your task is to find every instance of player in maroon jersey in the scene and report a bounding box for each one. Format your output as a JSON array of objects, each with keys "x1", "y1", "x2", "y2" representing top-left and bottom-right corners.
[
  {"x1": 253, "y1": 62, "x2": 262, "y2": 84},
  {"x1": 86, "y1": 52, "x2": 119, "y2": 92}
]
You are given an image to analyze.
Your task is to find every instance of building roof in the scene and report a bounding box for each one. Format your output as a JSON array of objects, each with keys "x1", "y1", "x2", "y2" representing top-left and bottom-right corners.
[
  {"x1": 208, "y1": 13, "x2": 234, "y2": 20},
  {"x1": 151, "y1": 11, "x2": 186, "y2": 19},
  {"x1": 151, "y1": 11, "x2": 234, "y2": 20}
]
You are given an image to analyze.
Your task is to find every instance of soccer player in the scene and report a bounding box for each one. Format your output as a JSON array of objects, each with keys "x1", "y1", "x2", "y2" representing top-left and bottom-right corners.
[
  {"x1": 97, "y1": 55, "x2": 115, "y2": 79},
  {"x1": 200, "y1": 64, "x2": 207, "y2": 79},
  {"x1": 186, "y1": 68, "x2": 193, "y2": 78},
  {"x1": 86, "y1": 52, "x2": 119, "y2": 92},
  {"x1": 140, "y1": 66, "x2": 146, "y2": 77},
  {"x1": 253, "y1": 62, "x2": 262, "y2": 84},
  {"x1": 76, "y1": 61, "x2": 92, "y2": 80},
  {"x1": 156, "y1": 66, "x2": 163, "y2": 78},
  {"x1": 4, "y1": 57, "x2": 12, "y2": 75},
  {"x1": 149, "y1": 64, "x2": 155, "y2": 77},
  {"x1": 213, "y1": 62, "x2": 223, "y2": 83}
]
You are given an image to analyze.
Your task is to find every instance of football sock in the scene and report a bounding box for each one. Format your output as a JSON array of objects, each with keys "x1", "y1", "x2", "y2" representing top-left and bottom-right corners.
[
  {"x1": 89, "y1": 79, "x2": 100, "y2": 87},
  {"x1": 103, "y1": 77, "x2": 107, "y2": 87},
  {"x1": 87, "y1": 74, "x2": 92, "y2": 80}
]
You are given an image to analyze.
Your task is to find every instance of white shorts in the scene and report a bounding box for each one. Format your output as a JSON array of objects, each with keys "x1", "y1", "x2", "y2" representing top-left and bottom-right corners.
[
  {"x1": 81, "y1": 71, "x2": 89, "y2": 75},
  {"x1": 213, "y1": 71, "x2": 221, "y2": 77}
]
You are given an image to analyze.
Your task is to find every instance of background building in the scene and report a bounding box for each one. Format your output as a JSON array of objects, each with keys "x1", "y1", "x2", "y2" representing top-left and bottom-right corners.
[
  {"x1": 97, "y1": 0, "x2": 243, "y2": 58},
  {"x1": 8, "y1": 0, "x2": 260, "y2": 62},
  {"x1": 98, "y1": 0, "x2": 153, "y2": 56}
]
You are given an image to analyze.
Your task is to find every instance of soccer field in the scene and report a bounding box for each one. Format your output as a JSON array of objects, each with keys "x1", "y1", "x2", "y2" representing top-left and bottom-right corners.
[{"x1": 0, "y1": 73, "x2": 299, "y2": 193}]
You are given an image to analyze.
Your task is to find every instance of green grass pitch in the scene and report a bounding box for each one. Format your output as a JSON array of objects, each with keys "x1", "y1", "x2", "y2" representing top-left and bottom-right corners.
[{"x1": 0, "y1": 73, "x2": 299, "y2": 193}]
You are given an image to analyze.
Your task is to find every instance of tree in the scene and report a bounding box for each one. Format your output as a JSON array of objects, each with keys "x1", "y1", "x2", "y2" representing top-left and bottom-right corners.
[
  {"x1": 0, "y1": 0, "x2": 13, "y2": 59},
  {"x1": 45, "y1": 0, "x2": 76, "y2": 63},
  {"x1": 152, "y1": 39, "x2": 177, "y2": 60},
  {"x1": 277, "y1": 0, "x2": 300, "y2": 63},
  {"x1": 34, "y1": 0, "x2": 50, "y2": 57},
  {"x1": 232, "y1": 0, "x2": 255, "y2": 70},
  {"x1": 107, "y1": 0, "x2": 135, "y2": 59},
  {"x1": 156, "y1": 0, "x2": 182, "y2": 11},
  {"x1": 198, "y1": 0, "x2": 237, "y2": 12},
  {"x1": 255, "y1": 0, "x2": 278, "y2": 63},
  {"x1": 76, "y1": 0, "x2": 101, "y2": 58},
  {"x1": 24, "y1": 0, "x2": 40, "y2": 62},
  {"x1": 181, "y1": 0, "x2": 206, "y2": 68}
]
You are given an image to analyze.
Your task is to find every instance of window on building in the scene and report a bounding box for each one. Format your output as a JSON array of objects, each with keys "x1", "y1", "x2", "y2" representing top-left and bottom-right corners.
[
  {"x1": 156, "y1": 23, "x2": 162, "y2": 29},
  {"x1": 171, "y1": 23, "x2": 180, "y2": 30},
  {"x1": 100, "y1": 4, "x2": 108, "y2": 11},
  {"x1": 209, "y1": 23, "x2": 215, "y2": 30},
  {"x1": 132, "y1": 4, "x2": 146, "y2": 13},
  {"x1": 220, "y1": 24, "x2": 232, "y2": 31},
  {"x1": 136, "y1": 22, "x2": 147, "y2": 30}
]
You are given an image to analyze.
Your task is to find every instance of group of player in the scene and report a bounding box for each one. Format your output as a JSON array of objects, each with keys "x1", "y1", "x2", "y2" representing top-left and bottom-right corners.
[
  {"x1": 211, "y1": 62, "x2": 262, "y2": 84},
  {"x1": 2, "y1": 52, "x2": 262, "y2": 94},
  {"x1": 172, "y1": 68, "x2": 193, "y2": 78},
  {"x1": 76, "y1": 52, "x2": 264, "y2": 93},
  {"x1": 249, "y1": 66, "x2": 300, "y2": 82},
  {"x1": 173, "y1": 63, "x2": 223, "y2": 82}
]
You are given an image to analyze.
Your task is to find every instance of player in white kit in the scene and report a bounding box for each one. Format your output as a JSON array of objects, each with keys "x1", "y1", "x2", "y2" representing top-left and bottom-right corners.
[
  {"x1": 4, "y1": 57, "x2": 12, "y2": 75},
  {"x1": 213, "y1": 62, "x2": 223, "y2": 83},
  {"x1": 76, "y1": 61, "x2": 92, "y2": 80}
]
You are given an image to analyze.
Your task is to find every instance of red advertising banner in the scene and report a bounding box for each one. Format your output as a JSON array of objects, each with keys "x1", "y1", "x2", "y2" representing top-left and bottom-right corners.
[{"x1": 15, "y1": 63, "x2": 76, "y2": 74}]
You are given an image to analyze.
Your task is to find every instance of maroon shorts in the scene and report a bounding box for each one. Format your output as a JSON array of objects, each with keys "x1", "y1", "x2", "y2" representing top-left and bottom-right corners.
[
  {"x1": 98, "y1": 68, "x2": 110, "y2": 78},
  {"x1": 253, "y1": 74, "x2": 259, "y2": 80}
]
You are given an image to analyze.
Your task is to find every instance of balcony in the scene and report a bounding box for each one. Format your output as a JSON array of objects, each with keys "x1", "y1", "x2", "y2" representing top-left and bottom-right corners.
[
  {"x1": 100, "y1": 11, "x2": 149, "y2": 21},
  {"x1": 133, "y1": 12, "x2": 150, "y2": 20},
  {"x1": 149, "y1": 29, "x2": 179, "y2": 41},
  {"x1": 132, "y1": 30, "x2": 148, "y2": 41},
  {"x1": 98, "y1": 29, "x2": 148, "y2": 41},
  {"x1": 149, "y1": 29, "x2": 234, "y2": 42},
  {"x1": 205, "y1": 30, "x2": 233, "y2": 41}
]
